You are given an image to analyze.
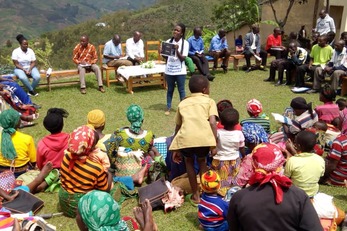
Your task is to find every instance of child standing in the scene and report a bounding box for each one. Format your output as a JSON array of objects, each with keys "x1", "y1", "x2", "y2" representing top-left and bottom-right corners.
[
  {"x1": 171, "y1": 75, "x2": 218, "y2": 205},
  {"x1": 198, "y1": 170, "x2": 229, "y2": 231},
  {"x1": 211, "y1": 108, "x2": 245, "y2": 196}
]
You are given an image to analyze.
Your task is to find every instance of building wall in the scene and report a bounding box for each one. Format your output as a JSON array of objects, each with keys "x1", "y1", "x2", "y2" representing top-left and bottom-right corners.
[{"x1": 330, "y1": 0, "x2": 347, "y2": 37}]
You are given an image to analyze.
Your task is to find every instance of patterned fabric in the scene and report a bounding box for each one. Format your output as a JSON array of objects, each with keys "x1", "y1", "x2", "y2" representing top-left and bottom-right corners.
[
  {"x1": 87, "y1": 109, "x2": 105, "y2": 128},
  {"x1": 126, "y1": 104, "x2": 144, "y2": 134},
  {"x1": 328, "y1": 134, "x2": 347, "y2": 186},
  {"x1": 105, "y1": 128, "x2": 154, "y2": 172},
  {"x1": 0, "y1": 109, "x2": 20, "y2": 160},
  {"x1": 246, "y1": 99, "x2": 262, "y2": 117},
  {"x1": 78, "y1": 190, "x2": 129, "y2": 231},
  {"x1": 153, "y1": 137, "x2": 167, "y2": 159},
  {"x1": 241, "y1": 122, "x2": 269, "y2": 144},
  {"x1": 211, "y1": 158, "x2": 241, "y2": 196},
  {"x1": 72, "y1": 43, "x2": 98, "y2": 65},
  {"x1": 240, "y1": 117, "x2": 271, "y2": 134},
  {"x1": 58, "y1": 186, "x2": 85, "y2": 218},
  {"x1": 249, "y1": 143, "x2": 291, "y2": 204},
  {"x1": 200, "y1": 170, "x2": 221, "y2": 194},
  {"x1": 67, "y1": 125, "x2": 96, "y2": 170}
]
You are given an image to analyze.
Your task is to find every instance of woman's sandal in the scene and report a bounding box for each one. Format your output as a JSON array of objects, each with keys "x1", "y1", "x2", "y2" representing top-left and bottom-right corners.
[{"x1": 44, "y1": 169, "x2": 59, "y2": 187}]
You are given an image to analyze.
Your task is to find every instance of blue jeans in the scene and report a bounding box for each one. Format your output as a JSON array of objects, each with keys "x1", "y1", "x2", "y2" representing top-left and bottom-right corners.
[
  {"x1": 203, "y1": 221, "x2": 229, "y2": 231},
  {"x1": 165, "y1": 74, "x2": 186, "y2": 109},
  {"x1": 2, "y1": 76, "x2": 32, "y2": 105},
  {"x1": 14, "y1": 67, "x2": 40, "y2": 92}
]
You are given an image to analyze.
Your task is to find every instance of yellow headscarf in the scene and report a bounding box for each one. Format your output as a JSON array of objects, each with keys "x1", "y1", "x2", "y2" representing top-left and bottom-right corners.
[{"x1": 87, "y1": 109, "x2": 105, "y2": 128}]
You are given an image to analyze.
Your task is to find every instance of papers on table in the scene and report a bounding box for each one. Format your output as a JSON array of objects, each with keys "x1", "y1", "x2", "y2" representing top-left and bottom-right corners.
[
  {"x1": 271, "y1": 113, "x2": 293, "y2": 125},
  {"x1": 117, "y1": 64, "x2": 166, "y2": 80}
]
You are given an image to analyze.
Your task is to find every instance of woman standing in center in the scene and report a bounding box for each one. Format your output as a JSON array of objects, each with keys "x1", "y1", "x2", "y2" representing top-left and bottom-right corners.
[{"x1": 164, "y1": 23, "x2": 189, "y2": 115}]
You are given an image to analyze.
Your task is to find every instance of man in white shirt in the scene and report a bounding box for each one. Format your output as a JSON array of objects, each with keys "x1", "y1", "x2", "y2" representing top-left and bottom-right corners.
[
  {"x1": 103, "y1": 34, "x2": 132, "y2": 67},
  {"x1": 126, "y1": 31, "x2": 145, "y2": 65},
  {"x1": 313, "y1": 9, "x2": 336, "y2": 36}
]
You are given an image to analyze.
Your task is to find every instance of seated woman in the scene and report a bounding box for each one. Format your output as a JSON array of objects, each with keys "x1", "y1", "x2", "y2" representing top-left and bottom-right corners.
[
  {"x1": 105, "y1": 104, "x2": 160, "y2": 185},
  {"x1": 0, "y1": 109, "x2": 36, "y2": 177},
  {"x1": 59, "y1": 125, "x2": 112, "y2": 218},
  {"x1": 283, "y1": 97, "x2": 318, "y2": 139},
  {"x1": 76, "y1": 190, "x2": 157, "y2": 231},
  {"x1": 11, "y1": 34, "x2": 40, "y2": 96},
  {"x1": 240, "y1": 99, "x2": 270, "y2": 134},
  {"x1": 314, "y1": 84, "x2": 339, "y2": 124}
]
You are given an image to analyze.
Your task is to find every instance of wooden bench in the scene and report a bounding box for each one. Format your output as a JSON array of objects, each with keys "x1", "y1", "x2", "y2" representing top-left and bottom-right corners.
[
  {"x1": 40, "y1": 69, "x2": 79, "y2": 91},
  {"x1": 340, "y1": 75, "x2": 347, "y2": 96}
]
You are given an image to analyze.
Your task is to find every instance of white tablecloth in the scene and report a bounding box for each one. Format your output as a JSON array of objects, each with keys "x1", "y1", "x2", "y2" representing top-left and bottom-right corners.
[{"x1": 117, "y1": 65, "x2": 166, "y2": 80}]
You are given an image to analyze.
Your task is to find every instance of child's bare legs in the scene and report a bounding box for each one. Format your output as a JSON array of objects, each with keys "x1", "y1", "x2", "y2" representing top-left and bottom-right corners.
[
  {"x1": 184, "y1": 156, "x2": 200, "y2": 203},
  {"x1": 27, "y1": 162, "x2": 53, "y2": 193}
]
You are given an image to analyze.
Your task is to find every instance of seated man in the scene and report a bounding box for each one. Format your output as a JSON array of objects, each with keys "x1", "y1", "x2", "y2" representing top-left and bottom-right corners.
[
  {"x1": 187, "y1": 27, "x2": 214, "y2": 81},
  {"x1": 264, "y1": 42, "x2": 307, "y2": 86},
  {"x1": 265, "y1": 27, "x2": 286, "y2": 59},
  {"x1": 73, "y1": 35, "x2": 104, "y2": 94},
  {"x1": 296, "y1": 35, "x2": 333, "y2": 91},
  {"x1": 309, "y1": 39, "x2": 344, "y2": 93},
  {"x1": 103, "y1": 34, "x2": 132, "y2": 68},
  {"x1": 208, "y1": 29, "x2": 231, "y2": 73},
  {"x1": 126, "y1": 31, "x2": 145, "y2": 65},
  {"x1": 244, "y1": 24, "x2": 268, "y2": 73}
]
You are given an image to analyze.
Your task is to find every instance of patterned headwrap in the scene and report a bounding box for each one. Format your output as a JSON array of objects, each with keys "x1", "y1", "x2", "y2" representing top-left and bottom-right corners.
[
  {"x1": 87, "y1": 109, "x2": 106, "y2": 128},
  {"x1": 249, "y1": 143, "x2": 291, "y2": 204},
  {"x1": 0, "y1": 109, "x2": 20, "y2": 160},
  {"x1": 242, "y1": 122, "x2": 269, "y2": 144},
  {"x1": 78, "y1": 190, "x2": 129, "y2": 231},
  {"x1": 67, "y1": 125, "x2": 95, "y2": 170},
  {"x1": 201, "y1": 170, "x2": 221, "y2": 193},
  {"x1": 246, "y1": 99, "x2": 263, "y2": 117},
  {"x1": 126, "y1": 104, "x2": 144, "y2": 134}
]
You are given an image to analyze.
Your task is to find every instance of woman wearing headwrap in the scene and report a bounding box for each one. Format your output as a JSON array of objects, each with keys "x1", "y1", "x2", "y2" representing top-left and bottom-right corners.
[
  {"x1": 59, "y1": 125, "x2": 112, "y2": 218},
  {"x1": 37, "y1": 108, "x2": 69, "y2": 170},
  {"x1": 105, "y1": 104, "x2": 159, "y2": 182},
  {"x1": 234, "y1": 123, "x2": 269, "y2": 187},
  {"x1": 240, "y1": 98, "x2": 271, "y2": 133},
  {"x1": 11, "y1": 34, "x2": 40, "y2": 96},
  {"x1": 284, "y1": 97, "x2": 318, "y2": 136},
  {"x1": 0, "y1": 109, "x2": 36, "y2": 177},
  {"x1": 227, "y1": 143, "x2": 323, "y2": 231},
  {"x1": 76, "y1": 190, "x2": 129, "y2": 231}
]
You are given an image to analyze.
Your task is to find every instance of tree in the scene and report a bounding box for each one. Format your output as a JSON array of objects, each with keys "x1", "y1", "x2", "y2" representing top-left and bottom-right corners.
[{"x1": 265, "y1": 0, "x2": 308, "y2": 30}]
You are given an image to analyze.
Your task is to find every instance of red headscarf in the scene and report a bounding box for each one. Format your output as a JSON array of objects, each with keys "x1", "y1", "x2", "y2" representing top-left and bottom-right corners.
[
  {"x1": 67, "y1": 125, "x2": 96, "y2": 170},
  {"x1": 248, "y1": 143, "x2": 292, "y2": 204},
  {"x1": 246, "y1": 98, "x2": 263, "y2": 117}
]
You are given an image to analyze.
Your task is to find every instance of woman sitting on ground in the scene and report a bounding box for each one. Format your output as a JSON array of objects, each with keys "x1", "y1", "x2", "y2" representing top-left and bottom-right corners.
[
  {"x1": 11, "y1": 34, "x2": 40, "y2": 96},
  {"x1": 105, "y1": 104, "x2": 160, "y2": 185},
  {"x1": 76, "y1": 190, "x2": 157, "y2": 231},
  {"x1": 59, "y1": 125, "x2": 112, "y2": 218},
  {"x1": 240, "y1": 99, "x2": 270, "y2": 134},
  {"x1": 0, "y1": 109, "x2": 36, "y2": 177},
  {"x1": 314, "y1": 84, "x2": 339, "y2": 124}
]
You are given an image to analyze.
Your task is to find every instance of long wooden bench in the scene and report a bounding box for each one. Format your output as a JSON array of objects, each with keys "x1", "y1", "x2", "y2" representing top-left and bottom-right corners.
[{"x1": 39, "y1": 69, "x2": 79, "y2": 91}]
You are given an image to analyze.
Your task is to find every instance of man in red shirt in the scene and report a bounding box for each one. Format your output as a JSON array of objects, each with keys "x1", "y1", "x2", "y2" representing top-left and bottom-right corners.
[
  {"x1": 266, "y1": 27, "x2": 286, "y2": 59},
  {"x1": 73, "y1": 35, "x2": 105, "y2": 94}
]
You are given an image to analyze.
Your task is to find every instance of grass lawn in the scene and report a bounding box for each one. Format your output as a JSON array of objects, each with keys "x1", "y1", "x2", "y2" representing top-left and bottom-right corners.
[{"x1": 23, "y1": 66, "x2": 347, "y2": 230}]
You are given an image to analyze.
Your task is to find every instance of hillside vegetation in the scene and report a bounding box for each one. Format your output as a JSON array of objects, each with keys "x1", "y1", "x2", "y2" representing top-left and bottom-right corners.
[
  {"x1": 18, "y1": 0, "x2": 219, "y2": 69},
  {"x1": 0, "y1": 0, "x2": 156, "y2": 46}
]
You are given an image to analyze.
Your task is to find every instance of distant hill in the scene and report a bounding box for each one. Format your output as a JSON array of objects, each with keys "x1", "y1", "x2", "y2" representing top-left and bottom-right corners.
[
  {"x1": 0, "y1": 0, "x2": 156, "y2": 45},
  {"x1": 41, "y1": 0, "x2": 220, "y2": 69}
]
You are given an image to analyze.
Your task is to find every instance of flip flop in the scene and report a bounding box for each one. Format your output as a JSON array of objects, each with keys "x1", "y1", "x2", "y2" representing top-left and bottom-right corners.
[
  {"x1": 185, "y1": 194, "x2": 199, "y2": 207},
  {"x1": 44, "y1": 181, "x2": 61, "y2": 193},
  {"x1": 44, "y1": 169, "x2": 60, "y2": 186}
]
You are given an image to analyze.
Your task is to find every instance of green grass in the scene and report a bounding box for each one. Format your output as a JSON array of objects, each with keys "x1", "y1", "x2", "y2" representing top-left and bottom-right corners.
[{"x1": 24, "y1": 67, "x2": 347, "y2": 230}]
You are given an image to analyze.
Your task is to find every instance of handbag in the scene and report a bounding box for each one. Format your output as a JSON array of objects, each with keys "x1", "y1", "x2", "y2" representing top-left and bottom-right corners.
[
  {"x1": 2, "y1": 189, "x2": 44, "y2": 214},
  {"x1": 138, "y1": 178, "x2": 168, "y2": 209}
]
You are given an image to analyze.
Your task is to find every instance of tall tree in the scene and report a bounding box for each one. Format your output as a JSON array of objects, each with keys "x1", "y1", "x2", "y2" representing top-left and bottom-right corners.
[{"x1": 265, "y1": 0, "x2": 308, "y2": 30}]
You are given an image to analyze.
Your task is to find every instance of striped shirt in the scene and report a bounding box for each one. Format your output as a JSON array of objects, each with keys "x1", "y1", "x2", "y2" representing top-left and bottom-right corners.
[
  {"x1": 72, "y1": 43, "x2": 98, "y2": 65},
  {"x1": 60, "y1": 152, "x2": 109, "y2": 193},
  {"x1": 328, "y1": 134, "x2": 347, "y2": 186},
  {"x1": 198, "y1": 193, "x2": 229, "y2": 229},
  {"x1": 289, "y1": 110, "x2": 318, "y2": 134},
  {"x1": 241, "y1": 117, "x2": 270, "y2": 134}
]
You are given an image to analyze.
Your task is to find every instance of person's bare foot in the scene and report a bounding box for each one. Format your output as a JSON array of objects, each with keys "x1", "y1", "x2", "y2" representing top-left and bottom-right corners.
[
  {"x1": 132, "y1": 166, "x2": 147, "y2": 185},
  {"x1": 133, "y1": 206, "x2": 145, "y2": 230},
  {"x1": 37, "y1": 161, "x2": 53, "y2": 182},
  {"x1": 191, "y1": 192, "x2": 200, "y2": 204},
  {"x1": 142, "y1": 199, "x2": 155, "y2": 231}
]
